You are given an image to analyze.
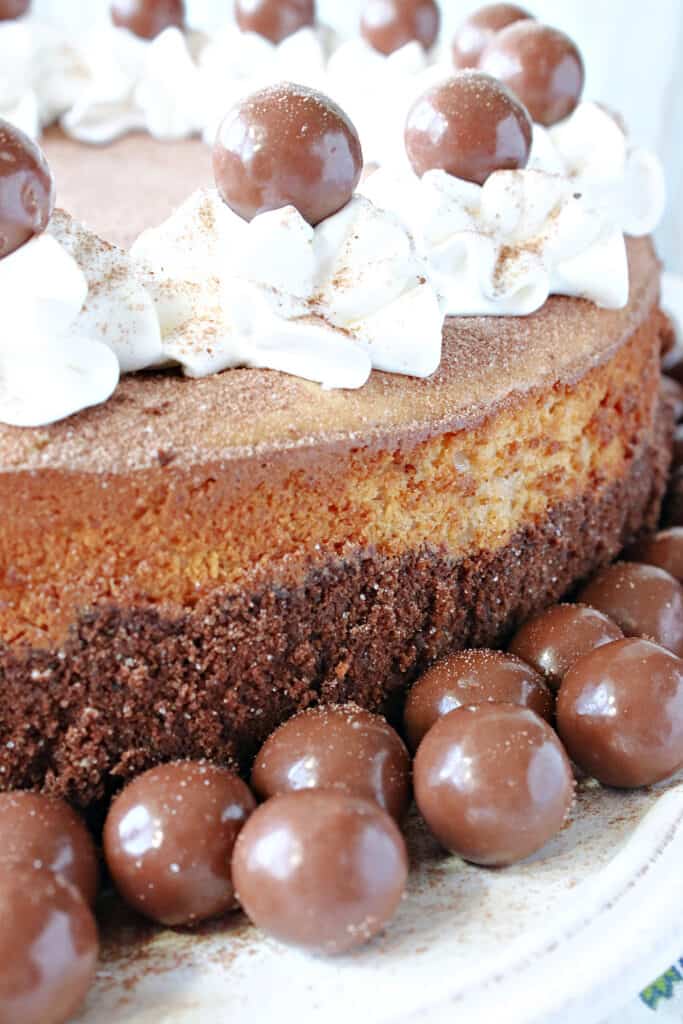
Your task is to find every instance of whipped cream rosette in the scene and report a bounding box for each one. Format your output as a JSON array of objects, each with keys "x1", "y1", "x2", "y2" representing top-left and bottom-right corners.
[
  {"x1": 324, "y1": 0, "x2": 444, "y2": 169},
  {"x1": 0, "y1": 13, "x2": 90, "y2": 139},
  {"x1": 326, "y1": 40, "x2": 435, "y2": 168},
  {"x1": 130, "y1": 187, "x2": 442, "y2": 388},
  {"x1": 62, "y1": 21, "x2": 203, "y2": 144},
  {"x1": 0, "y1": 230, "x2": 120, "y2": 427},
  {"x1": 0, "y1": 17, "x2": 39, "y2": 136},
  {"x1": 132, "y1": 83, "x2": 442, "y2": 388},
  {"x1": 362, "y1": 162, "x2": 630, "y2": 315},
  {"x1": 197, "y1": 25, "x2": 331, "y2": 145},
  {"x1": 361, "y1": 71, "x2": 665, "y2": 317},
  {"x1": 0, "y1": 199, "x2": 175, "y2": 427},
  {"x1": 537, "y1": 101, "x2": 667, "y2": 238},
  {"x1": 0, "y1": 203, "x2": 172, "y2": 426},
  {"x1": 49, "y1": 209, "x2": 163, "y2": 373},
  {"x1": 0, "y1": 108, "x2": 169, "y2": 425}
]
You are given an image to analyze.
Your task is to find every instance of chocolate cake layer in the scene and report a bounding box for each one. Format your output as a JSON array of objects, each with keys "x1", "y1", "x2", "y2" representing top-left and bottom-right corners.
[{"x1": 0, "y1": 395, "x2": 670, "y2": 806}]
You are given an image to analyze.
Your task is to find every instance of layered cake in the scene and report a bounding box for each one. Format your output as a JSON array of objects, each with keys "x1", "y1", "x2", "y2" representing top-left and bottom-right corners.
[
  {"x1": 0, "y1": 2, "x2": 672, "y2": 809},
  {"x1": 3, "y1": 5, "x2": 683, "y2": 1021}
]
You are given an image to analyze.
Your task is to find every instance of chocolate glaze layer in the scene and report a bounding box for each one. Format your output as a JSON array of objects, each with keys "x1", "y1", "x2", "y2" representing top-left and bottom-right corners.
[{"x1": 0, "y1": 403, "x2": 670, "y2": 807}]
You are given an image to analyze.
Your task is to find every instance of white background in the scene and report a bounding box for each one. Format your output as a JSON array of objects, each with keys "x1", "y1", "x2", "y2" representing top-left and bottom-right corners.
[{"x1": 33, "y1": 0, "x2": 683, "y2": 270}]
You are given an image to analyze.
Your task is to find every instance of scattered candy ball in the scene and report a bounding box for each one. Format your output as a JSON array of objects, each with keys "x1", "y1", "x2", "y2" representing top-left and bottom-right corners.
[
  {"x1": 509, "y1": 604, "x2": 624, "y2": 691},
  {"x1": 232, "y1": 790, "x2": 408, "y2": 954},
  {"x1": 213, "y1": 83, "x2": 363, "y2": 226},
  {"x1": 0, "y1": 866, "x2": 98, "y2": 1024},
  {"x1": 0, "y1": 792, "x2": 99, "y2": 906},
  {"x1": 663, "y1": 345, "x2": 683, "y2": 383},
  {"x1": 414, "y1": 704, "x2": 573, "y2": 866},
  {"x1": 252, "y1": 704, "x2": 411, "y2": 822},
  {"x1": 663, "y1": 467, "x2": 683, "y2": 529},
  {"x1": 360, "y1": 0, "x2": 440, "y2": 56},
  {"x1": 234, "y1": 0, "x2": 315, "y2": 44},
  {"x1": 557, "y1": 637, "x2": 683, "y2": 788},
  {"x1": 404, "y1": 648, "x2": 553, "y2": 752},
  {"x1": 662, "y1": 375, "x2": 683, "y2": 422},
  {"x1": 404, "y1": 70, "x2": 532, "y2": 185},
  {"x1": 111, "y1": 0, "x2": 184, "y2": 40},
  {"x1": 627, "y1": 528, "x2": 683, "y2": 583},
  {"x1": 452, "y1": 3, "x2": 532, "y2": 69},
  {"x1": 672, "y1": 424, "x2": 683, "y2": 470},
  {"x1": 103, "y1": 761, "x2": 256, "y2": 926},
  {"x1": 0, "y1": 120, "x2": 54, "y2": 260},
  {"x1": 578, "y1": 561, "x2": 683, "y2": 658},
  {"x1": 479, "y1": 21, "x2": 584, "y2": 126},
  {"x1": 0, "y1": 0, "x2": 29, "y2": 19}
]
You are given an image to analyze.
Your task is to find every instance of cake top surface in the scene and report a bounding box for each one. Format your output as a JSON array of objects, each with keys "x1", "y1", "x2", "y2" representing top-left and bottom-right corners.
[{"x1": 0, "y1": 131, "x2": 660, "y2": 476}]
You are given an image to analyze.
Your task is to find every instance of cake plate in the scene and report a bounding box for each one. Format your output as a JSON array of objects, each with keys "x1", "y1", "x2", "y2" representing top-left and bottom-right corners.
[{"x1": 74, "y1": 771, "x2": 683, "y2": 1024}]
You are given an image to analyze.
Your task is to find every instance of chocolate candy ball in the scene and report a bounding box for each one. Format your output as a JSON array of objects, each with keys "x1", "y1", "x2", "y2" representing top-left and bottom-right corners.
[
  {"x1": 111, "y1": 0, "x2": 184, "y2": 40},
  {"x1": 664, "y1": 468, "x2": 683, "y2": 529},
  {"x1": 557, "y1": 637, "x2": 683, "y2": 787},
  {"x1": 252, "y1": 705, "x2": 411, "y2": 822},
  {"x1": 414, "y1": 704, "x2": 573, "y2": 866},
  {"x1": 452, "y1": 3, "x2": 532, "y2": 69},
  {"x1": 662, "y1": 375, "x2": 683, "y2": 422},
  {"x1": 214, "y1": 83, "x2": 363, "y2": 226},
  {"x1": 234, "y1": 0, "x2": 315, "y2": 44},
  {"x1": 405, "y1": 71, "x2": 532, "y2": 185},
  {"x1": 0, "y1": 0, "x2": 29, "y2": 19},
  {"x1": 628, "y1": 529, "x2": 683, "y2": 583},
  {"x1": 663, "y1": 345, "x2": 683, "y2": 383},
  {"x1": 0, "y1": 120, "x2": 54, "y2": 260},
  {"x1": 404, "y1": 649, "x2": 553, "y2": 751},
  {"x1": 0, "y1": 792, "x2": 99, "y2": 906},
  {"x1": 0, "y1": 867, "x2": 98, "y2": 1024},
  {"x1": 104, "y1": 761, "x2": 256, "y2": 926},
  {"x1": 361, "y1": 0, "x2": 440, "y2": 56},
  {"x1": 509, "y1": 604, "x2": 624, "y2": 691},
  {"x1": 479, "y1": 21, "x2": 584, "y2": 126},
  {"x1": 233, "y1": 790, "x2": 408, "y2": 954},
  {"x1": 578, "y1": 562, "x2": 683, "y2": 658},
  {"x1": 671, "y1": 424, "x2": 683, "y2": 470}
]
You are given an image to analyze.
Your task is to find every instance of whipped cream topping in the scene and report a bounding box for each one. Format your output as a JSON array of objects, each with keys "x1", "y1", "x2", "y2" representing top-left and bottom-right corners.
[
  {"x1": 197, "y1": 25, "x2": 331, "y2": 144},
  {"x1": 0, "y1": 228, "x2": 119, "y2": 427},
  {"x1": 0, "y1": 16, "x2": 88, "y2": 138},
  {"x1": 0, "y1": 17, "x2": 40, "y2": 137},
  {"x1": 130, "y1": 187, "x2": 442, "y2": 387},
  {"x1": 326, "y1": 39, "x2": 433, "y2": 167},
  {"x1": 49, "y1": 210, "x2": 163, "y2": 373},
  {"x1": 62, "y1": 23, "x2": 203, "y2": 144},
  {"x1": 360, "y1": 101, "x2": 665, "y2": 317},
  {"x1": 0, "y1": 93, "x2": 667, "y2": 427},
  {"x1": 537, "y1": 101, "x2": 667, "y2": 238},
  {"x1": 0, "y1": 185, "x2": 443, "y2": 426}
]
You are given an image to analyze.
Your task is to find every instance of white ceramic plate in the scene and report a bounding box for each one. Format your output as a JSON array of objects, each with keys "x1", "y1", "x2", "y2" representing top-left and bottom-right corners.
[{"x1": 75, "y1": 773, "x2": 683, "y2": 1024}]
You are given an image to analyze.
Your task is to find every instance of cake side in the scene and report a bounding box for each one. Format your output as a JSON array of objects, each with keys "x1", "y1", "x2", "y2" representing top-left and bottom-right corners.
[
  {"x1": 0, "y1": 296, "x2": 665, "y2": 646},
  {"x1": 0, "y1": 284, "x2": 671, "y2": 804},
  {"x1": 0, "y1": 391, "x2": 670, "y2": 805}
]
